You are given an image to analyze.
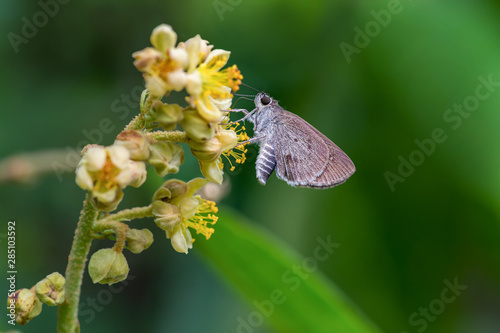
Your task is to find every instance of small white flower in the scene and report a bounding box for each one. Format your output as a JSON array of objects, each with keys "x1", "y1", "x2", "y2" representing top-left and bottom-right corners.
[{"x1": 75, "y1": 145, "x2": 148, "y2": 211}]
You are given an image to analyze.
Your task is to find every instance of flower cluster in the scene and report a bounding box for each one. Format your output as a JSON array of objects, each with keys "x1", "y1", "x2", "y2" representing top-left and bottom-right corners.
[
  {"x1": 133, "y1": 24, "x2": 243, "y2": 122},
  {"x1": 8, "y1": 23, "x2": 250, "y2": 330},
  {"x1": 133, "y1": 24, "x2": 248, "y2": 183}
]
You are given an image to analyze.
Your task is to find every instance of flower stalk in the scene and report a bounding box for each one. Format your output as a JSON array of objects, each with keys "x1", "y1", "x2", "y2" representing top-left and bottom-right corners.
[{"x1": 57, "y1": 194, "x2": 98, "y2": 333}]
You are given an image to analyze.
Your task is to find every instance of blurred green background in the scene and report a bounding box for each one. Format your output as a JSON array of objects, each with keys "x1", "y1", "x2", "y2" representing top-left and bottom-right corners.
[{"x1": 2, "y1": 0, "x2": 500, "y2": 332}]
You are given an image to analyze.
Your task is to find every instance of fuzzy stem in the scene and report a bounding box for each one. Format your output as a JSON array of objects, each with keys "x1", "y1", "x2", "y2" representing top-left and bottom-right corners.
[
  {"x1": 99, "y1": 204, "x2": 154, "y2": 223},
  {"x1": 57, "y1": 194, "x2": 98, "y2": 333},
  {"x1": 145, "y1": 130, "x2": 187, "y2": 143},
  {"x1": 93, "y1": 220, "x2": 130, "y2": 252},
  {"x1": 125, "y1": 92, "x2": 158, "y2": 131}
]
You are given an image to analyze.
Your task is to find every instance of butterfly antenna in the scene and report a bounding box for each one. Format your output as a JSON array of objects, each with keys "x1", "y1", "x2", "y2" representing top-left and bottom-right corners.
[
  {"x1": 234, "y1": 93, "x2": 256, "y2": 98},
  {"x1": 241, "y1": 82, "x2": 261, "y2": 92},
  {"x1": 231, "y1": 96, "x2": 253, "y2": 108}
]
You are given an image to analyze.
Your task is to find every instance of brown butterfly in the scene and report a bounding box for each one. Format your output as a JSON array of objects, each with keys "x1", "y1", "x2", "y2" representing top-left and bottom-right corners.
[{"x1": 234, "y1": 92, "x2": 355, "y2": 188}]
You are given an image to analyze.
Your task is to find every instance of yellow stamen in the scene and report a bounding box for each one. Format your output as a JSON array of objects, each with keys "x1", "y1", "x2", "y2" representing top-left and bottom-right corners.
[
  {"x1": 92, "y1": 155, "x2": 120, "y2": 191},
  {"x1": 220, "y1": 122, "x2": 250, "y2": 171},
  {"x1": 185, "y1": 199, "x2": 218, "y2": 240},
  {"x1": 150, "y1": 56, "x2": 181, "y2": 81}
]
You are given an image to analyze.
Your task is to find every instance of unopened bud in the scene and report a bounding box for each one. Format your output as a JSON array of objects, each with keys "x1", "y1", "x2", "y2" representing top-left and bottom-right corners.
[
  {"x1": 88, "y1": 249, "x2": 129, "y2": 285},
  {"x1": 152, "y1": 201, "x2": 182, "y2": 230},
  {"x1": 152, "y1": 179, "x2": 188, "y2": 203},
  {"x1": 7, "y1": 288, "x2": 42, "y2": 325},
  {"x1": 126, "y1": 228, "x2": 154, "y2": 254},
  {"x1": 180, "y1": 109, "x2": 215, "y2": 142},
  {"x1": 147, "y1": 142, "x2": 184, "y2": 177},
  {"x1": 147, "y1": 101, "x2": 184, "y2": 131},
  {"x1": 34, "y1": 272, "x2": 65, "y2": 306},
  {"x1": 188, "y1": 137, "x2": 222, "y2": 162},
  {"x1": 114, "y1": 130, "x2": 150, "y2": 161}
]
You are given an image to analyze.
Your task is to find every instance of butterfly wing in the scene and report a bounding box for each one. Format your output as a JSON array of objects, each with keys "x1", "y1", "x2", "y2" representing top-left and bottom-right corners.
[{"x1": 273, "y1": 110, "x2": 355, "y2": 188}]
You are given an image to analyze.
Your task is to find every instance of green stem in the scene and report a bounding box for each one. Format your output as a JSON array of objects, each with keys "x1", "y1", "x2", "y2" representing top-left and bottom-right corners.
[
  {"x1": 93, "y1": 220, "x2": 130, "y2": 252},
  {"x1": 125, "y1": 91, "x2": 158, "y2": 131},
  {"x1": 145, "y1": 130, "x2": 187, "y2": 143},
  {"x1": 57, "y1": 194, "x2": 98, "y2": 333},
  {"x1": 99, "y1": 204, "x2": 154, "y2": 223}
]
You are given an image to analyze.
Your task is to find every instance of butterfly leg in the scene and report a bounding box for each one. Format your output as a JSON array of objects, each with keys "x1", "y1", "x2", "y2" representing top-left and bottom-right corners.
[
  {"x1": 224, "y1": 108, "x2": 257, "y2": 126},
  {"x1": 237, "y1": 135, "x2": 265, "y2": 146}
]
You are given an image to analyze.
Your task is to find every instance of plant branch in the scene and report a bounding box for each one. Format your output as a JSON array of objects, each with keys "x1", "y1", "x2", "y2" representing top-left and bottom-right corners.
[
  {"x1": 93, "y1": 220, "x2": 130, "y2": 252},
  {"x1": 145, "y1": 130, "x2": 187, "y2": 143},
  {"x1": 99, "y1": 204, "x2": 154, "y2": 223},
  {"x1": 125, "y1": 91, "x2": 159, "y2": 131},
  {"x1": 57, "y1": 194, "x2": 98, "y2": 333}
]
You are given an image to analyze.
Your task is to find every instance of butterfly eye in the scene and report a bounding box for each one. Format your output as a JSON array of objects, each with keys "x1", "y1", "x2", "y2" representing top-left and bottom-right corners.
[{"x1": 261, "y1": 95, "x2": 271, "y2": 105}]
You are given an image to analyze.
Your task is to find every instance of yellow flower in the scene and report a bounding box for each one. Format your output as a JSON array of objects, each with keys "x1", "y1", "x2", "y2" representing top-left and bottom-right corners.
[
  {"x1": 167, "y1": 196, "x2": 218, "y2": 254},
  {"x1": 152, "y1": 178, "x2": 218, "y2": 254},
  {"x1": 186, "y1": 49, "x2": 243, "y2": 122}
]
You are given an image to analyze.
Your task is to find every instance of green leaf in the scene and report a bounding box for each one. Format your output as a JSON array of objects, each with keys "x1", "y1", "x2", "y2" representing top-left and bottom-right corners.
[{"x1": 196, "y1": 208, "x2": 382, "y2": 333}]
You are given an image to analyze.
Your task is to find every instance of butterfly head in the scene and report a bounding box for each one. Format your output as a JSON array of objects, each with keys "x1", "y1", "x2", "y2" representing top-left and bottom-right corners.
[{"x1": 254, "y1": 92, "x2": 275, "y2": 109}]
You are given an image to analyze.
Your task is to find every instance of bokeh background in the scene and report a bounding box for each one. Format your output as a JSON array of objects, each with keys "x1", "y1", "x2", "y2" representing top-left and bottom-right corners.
[{"x1": 2, "y1": 0, "x2": 500, "y2": 332}]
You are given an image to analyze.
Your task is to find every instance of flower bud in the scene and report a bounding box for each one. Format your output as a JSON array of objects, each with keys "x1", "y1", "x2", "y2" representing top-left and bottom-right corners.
[
  {"x1": 152, "y1": 179, "x2": 189, "y2": 202},
  {"x1": 188, "y1": 137, "x2": 222, "y2": 162},
  {"x1": 180, "y1": 109, "x2": 216, "y2": 142},
  {"x1": 147, "y1": 142, "x2": 184, "y2": 177},
  {"x1": 8, "y1": 288, "x2": 42, "y2": 325},
  {"x1": 152, "y1": 201, "x2": 182, "y2": 231},
  {"x1": 199, "y1": 160, "x2": 224, "y2": 184},
  {"x1": 147, "y1": 101, "x2": 184, "y2": 131},
  {"x1": 34, "y1": 272, "x2": 65, "y2": 306},
  {"x1": 126, "y1": 228, "x2": 154, "y2": 254},
  {"x1": 114, "y1": 130, "x2": 150, "y2": 161},
  {"x1": 132, "y1": 47, "x2": 163, "y2": 71},
  {"x1": 88, "y1": 249, "x2": 129, "y2": 285},
  {"x1": 150, "y1": 24, "x2": 177, "y2": 54}
]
